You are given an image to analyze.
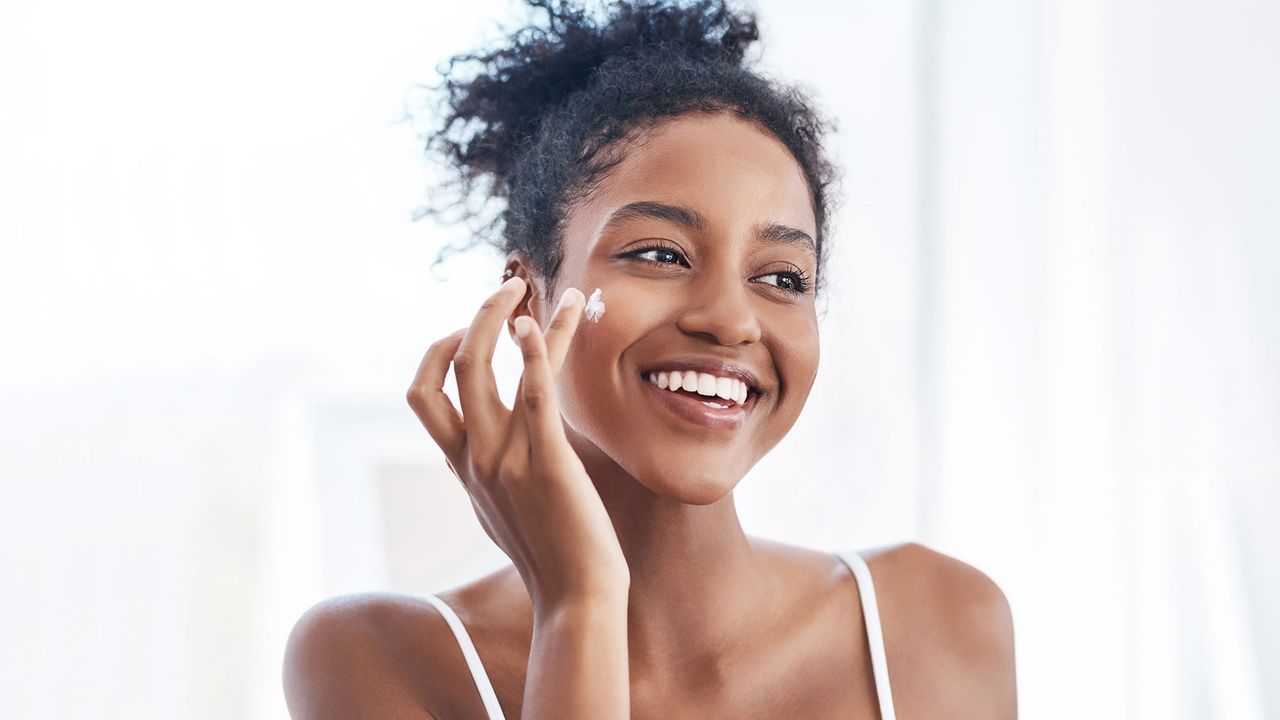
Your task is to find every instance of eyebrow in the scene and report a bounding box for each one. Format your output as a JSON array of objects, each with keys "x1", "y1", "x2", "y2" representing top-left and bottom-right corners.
[{"x1": 600, "y1": 200, "x2": 816, "y2": 258}]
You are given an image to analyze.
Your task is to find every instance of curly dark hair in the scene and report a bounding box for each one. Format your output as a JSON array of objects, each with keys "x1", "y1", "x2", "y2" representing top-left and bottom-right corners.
[{"x1": 408, "y1": 0, "x2": 842, "y2": 302}]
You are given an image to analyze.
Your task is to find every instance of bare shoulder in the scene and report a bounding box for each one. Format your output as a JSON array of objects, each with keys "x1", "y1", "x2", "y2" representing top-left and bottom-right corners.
[
  {"x1": 282, "y1": 591, "x2": 468, "y2": 720},
  {"x1": 864, "y1": 541, "x2": 1014, "y2": 638},
  {"x1": 864, "y1": 542, "x2": 1017, "y2": 719},
  {"x1": 283, "y1": 566, "x2": 529, "y2": 720}
]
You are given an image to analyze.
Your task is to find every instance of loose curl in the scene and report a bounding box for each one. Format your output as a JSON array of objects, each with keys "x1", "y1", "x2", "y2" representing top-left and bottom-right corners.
[{"x1": 408, "y1": 0, "x2": 842, "y2": 302}]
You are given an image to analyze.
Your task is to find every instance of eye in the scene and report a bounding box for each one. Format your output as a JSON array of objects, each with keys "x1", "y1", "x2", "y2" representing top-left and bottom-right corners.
[
  {"x1": 754, "y1": 268, "x2": 813, "y2": 296},
  {"x1": 622, "y1": 243, "x2": 690, "y2": 267},
  {"x1": 621, "y1": 243, "x2": 814, "y2": 296}
]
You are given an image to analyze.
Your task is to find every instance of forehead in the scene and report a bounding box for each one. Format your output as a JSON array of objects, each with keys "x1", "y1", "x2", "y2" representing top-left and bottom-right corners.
[{"x1": 565, "y1": 112, "x2": 817, "y2": 250}]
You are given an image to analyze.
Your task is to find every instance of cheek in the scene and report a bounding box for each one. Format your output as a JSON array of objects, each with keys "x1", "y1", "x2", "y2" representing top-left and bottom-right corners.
[
  {"x1": 799, "y1": 329, "x2": 821, "y2": 389},
  {"x1": 773, "y1": 320, "x2": 821, "y2": 409}
]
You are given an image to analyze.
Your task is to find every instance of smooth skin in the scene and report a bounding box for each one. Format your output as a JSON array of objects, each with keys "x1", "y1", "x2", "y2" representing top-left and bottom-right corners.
[{"x1": 283, "y1": 112, "x2": 1017, "y2": 719}]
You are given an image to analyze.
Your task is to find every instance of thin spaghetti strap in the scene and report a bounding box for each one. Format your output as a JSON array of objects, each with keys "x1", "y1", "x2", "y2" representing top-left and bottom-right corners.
[
  {"x1": 423, "y1": 594, "x2": 506, "y2": 720},
  {"x1": 835, "y1": 550, "x2": 897, "y2": 720}
]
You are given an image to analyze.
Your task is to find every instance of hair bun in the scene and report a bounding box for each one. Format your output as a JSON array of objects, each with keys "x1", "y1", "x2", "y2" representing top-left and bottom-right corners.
[{"x1": 419, "y1": 0, "x2": 759, "y2": 189}]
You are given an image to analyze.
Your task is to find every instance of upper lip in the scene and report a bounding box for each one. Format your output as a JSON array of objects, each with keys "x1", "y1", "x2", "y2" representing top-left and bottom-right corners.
[{"x1": 637, "y1": 357, "x2": 765, "y2": 396}]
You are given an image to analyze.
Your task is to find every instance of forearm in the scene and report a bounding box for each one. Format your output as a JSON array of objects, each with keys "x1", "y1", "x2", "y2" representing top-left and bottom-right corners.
[{"x1": 522, "y1": 595, "x2": 630, "y2": 719}]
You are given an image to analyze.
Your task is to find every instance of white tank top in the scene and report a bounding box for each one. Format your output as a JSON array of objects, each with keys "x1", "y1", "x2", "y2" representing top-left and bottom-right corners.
[{"x1": 422, "y1": 549, "x2": 896, "y2": 720}]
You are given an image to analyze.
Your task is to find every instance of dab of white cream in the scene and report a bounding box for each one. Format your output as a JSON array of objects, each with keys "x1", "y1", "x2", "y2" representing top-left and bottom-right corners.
[{"x1": 583, "y1": 287, "x2": 605, "y2": 323}]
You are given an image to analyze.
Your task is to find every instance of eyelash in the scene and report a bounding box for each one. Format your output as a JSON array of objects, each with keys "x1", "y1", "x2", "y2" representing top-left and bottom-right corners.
[{"x1": 622, "y1": 242, "x2": 813, "y2": 296}]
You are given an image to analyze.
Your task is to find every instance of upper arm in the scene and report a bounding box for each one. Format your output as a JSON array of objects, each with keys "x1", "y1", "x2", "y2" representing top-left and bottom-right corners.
[
  {"x1": 878, "y1": 543, "x2": 1017, "y2": 719},
  {"x1": 283, "y1": 594, "x2": 443, "y2": 720},
  {"x1": 939, "y1": 553, "x2": 1016, "y2": 718}
]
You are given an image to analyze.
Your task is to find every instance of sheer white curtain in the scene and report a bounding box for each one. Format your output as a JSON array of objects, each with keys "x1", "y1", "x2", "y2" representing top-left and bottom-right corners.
[{"x1": 908, "y1": 0, "x2": 1279, "y2": 717}]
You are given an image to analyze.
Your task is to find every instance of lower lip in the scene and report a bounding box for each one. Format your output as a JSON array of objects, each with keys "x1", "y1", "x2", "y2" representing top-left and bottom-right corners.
[{"x1": 639, "y1": 375, "x2": 757, "y2": 431}]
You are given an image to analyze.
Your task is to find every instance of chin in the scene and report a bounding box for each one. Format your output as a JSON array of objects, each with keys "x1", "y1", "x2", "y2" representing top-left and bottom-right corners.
[
  {"x1": 635, "y1": 464, "x2": 744, "y2": 506},
  {"x1": 561, "y1": 399, "x2": 756, "y2": 505}
]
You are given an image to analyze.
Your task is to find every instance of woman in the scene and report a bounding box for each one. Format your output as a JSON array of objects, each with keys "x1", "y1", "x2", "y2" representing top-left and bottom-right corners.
[{"x1": 284, "y1": 1, "x2": 1016, "y2": 717}]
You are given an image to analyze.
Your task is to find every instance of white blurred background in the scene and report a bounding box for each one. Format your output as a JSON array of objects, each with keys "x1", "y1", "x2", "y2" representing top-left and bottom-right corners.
[{"x1": 2, "y1": 0, "x2": 1277, "y2": 717}]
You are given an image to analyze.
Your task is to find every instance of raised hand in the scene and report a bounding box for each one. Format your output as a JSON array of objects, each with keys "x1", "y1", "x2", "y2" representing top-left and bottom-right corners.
[{"x1": 407, "y1": 276, "x2": 630, "y2": 612}]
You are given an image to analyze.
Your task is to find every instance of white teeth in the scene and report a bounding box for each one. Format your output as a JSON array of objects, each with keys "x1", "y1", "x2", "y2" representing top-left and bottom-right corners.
[
  {"x1": 681, "y1": 371, "x2": 699, "y2": 393},
  {"x1": 696, "y1": 372, "x2": 717, "y2": 396},
  {"x1": 646, "y1": 369, "x2": 753, "y2": 407}
]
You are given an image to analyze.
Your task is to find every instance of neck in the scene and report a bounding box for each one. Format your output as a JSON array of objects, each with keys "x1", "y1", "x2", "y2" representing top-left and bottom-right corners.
[{"x1": 566, "y1": 428, "x2": 772, "y2": 677}]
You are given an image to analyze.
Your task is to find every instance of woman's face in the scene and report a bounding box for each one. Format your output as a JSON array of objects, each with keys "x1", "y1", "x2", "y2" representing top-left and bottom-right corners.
[{"x1": 521, "y1": 111, "x2": 820, "y2": 505}]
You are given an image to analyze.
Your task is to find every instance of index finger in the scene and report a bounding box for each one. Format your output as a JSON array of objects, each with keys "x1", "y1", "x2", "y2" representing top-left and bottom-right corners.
[
  {"x1": 503, "y1": 286, "x2": 584, "y2": 466},
  {"x1": 453, "y1": 276, "x2": 527, "y2": 451},
  {"x1": 512, "y1": 315, "x2": 572, "y2": 462},
  {"x1": 541, "y1": 286, "x2": 586, "y2": 377},
  {"x1": 502, "y1": 284, "x2": 583, "y2": 443}
]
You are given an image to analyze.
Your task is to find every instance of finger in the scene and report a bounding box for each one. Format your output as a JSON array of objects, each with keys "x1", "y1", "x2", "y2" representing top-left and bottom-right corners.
[
  {"x1": 503, "y1": 390, "x2": 532, "y2": 482},
  {"x1": 503, "y1": 286, "x2": 581, "y2": 464},
  {"x1": 506, "y1": 368, "x2": 531, "y2": 458},
  {"x1": 406, "y1": 327, "x2": 469, "y2": 462},
  {"x1": 453, "y1": 276, "x2": 527, "y2": 451},
  {"x1": 503, "y1": 351, "x2": 533, "y2": 474},
  {"x1": 541, "y1": 286, "x2": 586, "y2": 378},
  {"x1": 513, "y1": 315, "x2": 571, "y2": 461}
]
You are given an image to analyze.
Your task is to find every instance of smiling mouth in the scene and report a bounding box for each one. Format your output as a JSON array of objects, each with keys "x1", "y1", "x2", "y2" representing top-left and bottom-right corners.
[{"x1": 636, "y1": 371, "x2": 760, "y2": 431}]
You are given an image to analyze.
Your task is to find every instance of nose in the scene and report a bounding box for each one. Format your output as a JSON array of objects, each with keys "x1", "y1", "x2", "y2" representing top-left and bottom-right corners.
[{"x1": 674, "y1": 267, "x2": 763, "y2": 346}]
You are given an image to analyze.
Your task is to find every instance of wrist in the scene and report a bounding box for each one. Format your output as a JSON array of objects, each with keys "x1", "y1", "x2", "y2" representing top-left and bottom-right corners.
[{"x1": 533, "y1": 589, "x2": 629, "y2": 627}]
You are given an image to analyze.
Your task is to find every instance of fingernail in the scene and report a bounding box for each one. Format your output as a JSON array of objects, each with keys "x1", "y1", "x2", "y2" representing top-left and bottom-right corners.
[
  {"x1": 514, "y1": 315, "x2": 531, "y2": 338},
  {"x1": 559, "y1": 286, "x2": 583, "y2": 309}
]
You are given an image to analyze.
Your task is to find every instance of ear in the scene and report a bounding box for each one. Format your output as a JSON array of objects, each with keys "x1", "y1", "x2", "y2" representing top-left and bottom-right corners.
[{"x1": 502, "y1": 251, "x2": 547, "y2": 343}]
